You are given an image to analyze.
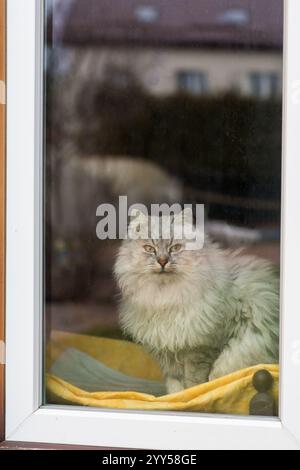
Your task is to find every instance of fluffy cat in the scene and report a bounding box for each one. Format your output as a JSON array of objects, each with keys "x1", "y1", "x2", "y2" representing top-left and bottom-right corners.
[{"x1": 114, "y1": 210, "x2": 279, "y2": 394}]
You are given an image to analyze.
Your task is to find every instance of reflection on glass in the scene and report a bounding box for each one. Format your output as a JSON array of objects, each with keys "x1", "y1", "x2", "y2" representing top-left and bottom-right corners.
[{"x1": 45, "y1": 0, "x2": 283, "y2": 417}]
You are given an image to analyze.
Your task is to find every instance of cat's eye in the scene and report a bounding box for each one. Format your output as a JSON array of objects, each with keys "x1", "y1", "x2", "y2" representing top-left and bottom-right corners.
[
  {"x1": 143, "y1": 245, "x2": 156, "y2": 254},
  {"x1": 169, "y1": 244, "x2": 183, "y2": 253}
]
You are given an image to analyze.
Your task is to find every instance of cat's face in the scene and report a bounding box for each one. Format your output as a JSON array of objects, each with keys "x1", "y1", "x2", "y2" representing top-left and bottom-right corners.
[
  {"x1": 135, "y1": 237, "x2": 187, "y2": 275},
  {"x1": 115, "y1": 210, "x2": 200, "y2": 283}
]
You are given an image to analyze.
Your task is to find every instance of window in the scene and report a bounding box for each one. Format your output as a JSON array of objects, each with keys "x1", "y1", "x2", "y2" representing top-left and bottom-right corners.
[
  {"x1": 5, "y1": 0, "x2": 300, "y2": 451},
  {"x1": 177, "y1": 71, "x2": 208, "y2": 95},
  {"x1": 135, "y1": 5, "x2": 159, "y2": 23},
  {"x1": 218, "y1": 8, "x2": 250, "y2": 26},
  {"x1": 250, "y1": 72, "x2": 281, "y2": 99},
  {"x1": 45, "y1": 0, "x2": 282, "y2": 418}
]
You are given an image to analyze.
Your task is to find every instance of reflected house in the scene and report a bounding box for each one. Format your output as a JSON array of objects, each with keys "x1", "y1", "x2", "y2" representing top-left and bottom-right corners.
[
  {"x1": 46, "y1": 0, "x2": 283, "y2": 326},
  {"x1": 47, "y1": 0, "x2": 284, "y2": 234},
  {"x1": 52, "y1": 0, "x2": 283, "y2": 99},
  {"x1": 46, "y1": 0, "x2": 283, "y2": 307}
]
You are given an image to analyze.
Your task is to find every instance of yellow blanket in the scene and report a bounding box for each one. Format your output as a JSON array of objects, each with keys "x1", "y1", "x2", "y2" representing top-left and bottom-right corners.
[{"x1": 46, "y1": 331, "x2": 279, "y2": 415}]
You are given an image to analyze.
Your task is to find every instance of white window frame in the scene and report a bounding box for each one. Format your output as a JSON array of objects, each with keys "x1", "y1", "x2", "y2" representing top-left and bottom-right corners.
[{"x1": 5, "y1": 0, "x2": 300, "y2": 450}]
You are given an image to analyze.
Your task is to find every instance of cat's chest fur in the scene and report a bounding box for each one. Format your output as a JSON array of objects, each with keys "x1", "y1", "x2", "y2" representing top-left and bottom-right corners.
[{"x1": 120, "y1": 278, "x2": 232, "y2": 352}]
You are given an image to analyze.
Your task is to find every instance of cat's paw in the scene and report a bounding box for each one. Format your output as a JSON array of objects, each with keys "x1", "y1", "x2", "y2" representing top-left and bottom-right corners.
[
  {"x1": 166, "y1": 378, "x2": 184, "y2": 394},
  {"x1": 208, "y1": 370, "x2": 222, "y2": 382}
]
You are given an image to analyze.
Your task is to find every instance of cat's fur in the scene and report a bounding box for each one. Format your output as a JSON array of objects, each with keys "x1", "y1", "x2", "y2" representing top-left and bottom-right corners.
[{"x1": 114, "y1": 211, "x2": 279, "y2": 394}]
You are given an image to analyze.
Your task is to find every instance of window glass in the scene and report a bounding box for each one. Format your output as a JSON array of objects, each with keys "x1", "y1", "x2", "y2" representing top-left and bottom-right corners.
[{"x1": 45, "y1": 0, "x2": 283, "y2": 417}]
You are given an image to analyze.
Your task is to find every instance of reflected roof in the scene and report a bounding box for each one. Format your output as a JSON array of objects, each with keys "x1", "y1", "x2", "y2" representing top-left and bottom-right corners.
[{"x1": 52, "y1": 0, "x2": 283, "y2": 49}]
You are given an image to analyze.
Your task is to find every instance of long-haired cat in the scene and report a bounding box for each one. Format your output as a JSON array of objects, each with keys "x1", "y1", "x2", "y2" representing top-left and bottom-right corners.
[{"x1": 114, "y1": 210, "x2": 279, "y2": 394}]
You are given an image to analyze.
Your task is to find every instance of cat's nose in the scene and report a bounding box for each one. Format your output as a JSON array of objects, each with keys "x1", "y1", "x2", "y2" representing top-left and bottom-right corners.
[{"x1": 157, "y1": 257, "x2": 169, "y2": 268}]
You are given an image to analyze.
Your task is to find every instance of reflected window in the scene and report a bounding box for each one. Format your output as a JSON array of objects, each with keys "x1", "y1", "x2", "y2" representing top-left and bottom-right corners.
[
  {"x1": 250, "y1": 72, "x2": 280, "y2": 99},
  {"x1": 218, "y1": 8, "x2": 249, "y2": 26},
  {"x1": 177, "y1": 71, "x2": 208, "y2": 95},
  {"x1": 135, "y1": 5, "x2": 159, "y2": 23}
]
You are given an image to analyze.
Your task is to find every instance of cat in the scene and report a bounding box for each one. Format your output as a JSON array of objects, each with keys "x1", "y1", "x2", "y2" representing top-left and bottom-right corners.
[{"x1": 114, "y1": 209, "x2": 279, "y2": 394}]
